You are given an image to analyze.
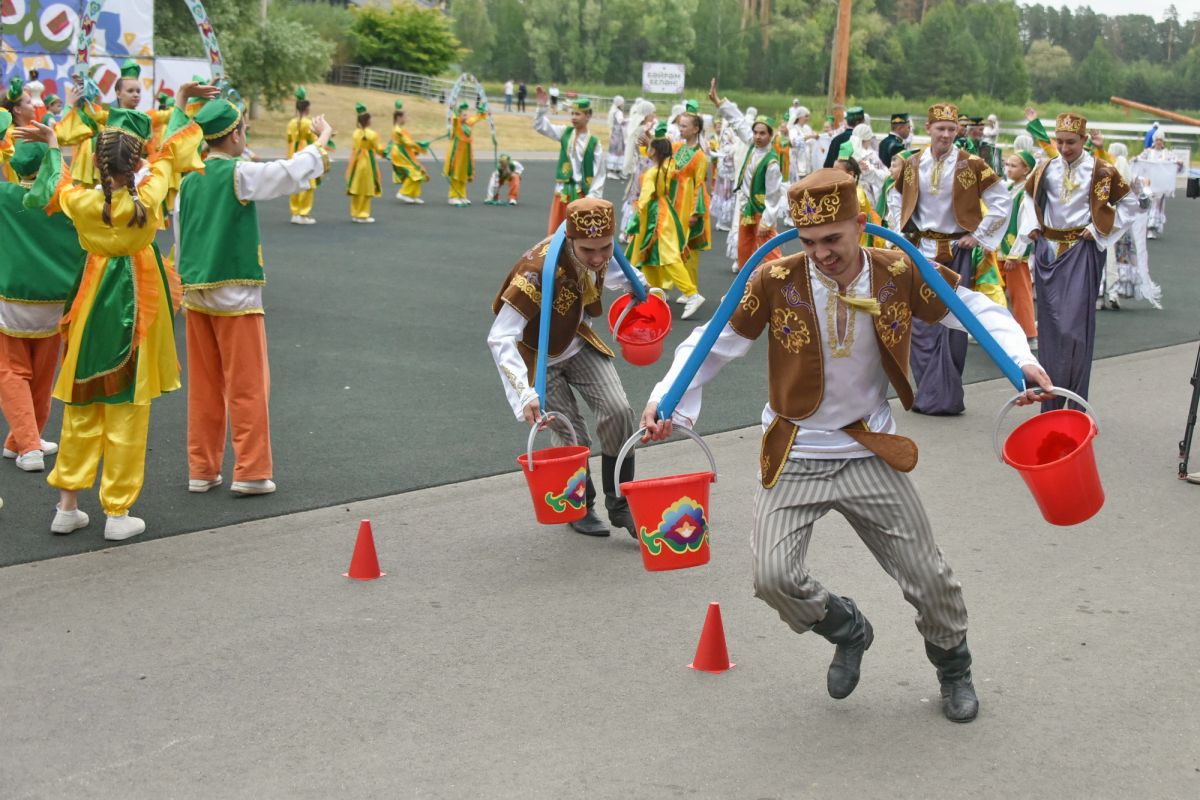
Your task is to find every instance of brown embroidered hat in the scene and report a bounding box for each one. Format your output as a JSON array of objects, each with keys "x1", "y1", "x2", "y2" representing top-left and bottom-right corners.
[
  {"x1": 787, "y1": 168, "x2": 860, "y2": 228},
  {"x1": 1055, "y1": 112, "x2": 1087, "y2": 135},
  {"x1": 565, "y1": 197, "x2": 615, "y2": 239},
  {"x1": 927, "y1": 102, "x2": 959, "y2": 125}
]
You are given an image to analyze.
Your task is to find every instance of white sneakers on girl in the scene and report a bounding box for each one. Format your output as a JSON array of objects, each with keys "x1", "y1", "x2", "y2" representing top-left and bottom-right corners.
[
  {"x1": 189, "y1": 475, "x2": 222, "y2": 493},
  {"x1": 50, "y1": 506, "x2": 90, "y2": 534},
  {"x1": 231, "y1": 479, "x2": 276, "y2": 495},
  {"x1": 104, "y1": 514, "x2": 146, "y2": 541},
  {"x1": 4, "y1": 439, "x2": 57, "y2": 458}
]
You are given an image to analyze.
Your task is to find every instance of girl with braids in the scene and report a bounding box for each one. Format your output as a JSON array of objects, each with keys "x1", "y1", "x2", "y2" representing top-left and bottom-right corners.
[
  {"x1": 622, "y1": 122, "x2": 695, "y2": 305},
  {"x1": 15, "y1": 81, "x2": 216, "y2": 541},
  {"x1": 286, "y1": 86, "x2": 319, "y2": 224},
  {"x1": 346, "y1": 103, "x2": 385, "y2": 223},
  {"x1": 669, "y1": 109, "x2": 711, "y2": 319}
]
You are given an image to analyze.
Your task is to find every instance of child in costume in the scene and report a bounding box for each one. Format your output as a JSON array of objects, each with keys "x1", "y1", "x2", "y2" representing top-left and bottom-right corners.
[
  {"x1": 40, "y1": 94, "x2": 63, "y2": 126},
  {"x1": 642, "y1": 169, "x2": 1051, "y2": 723},
  {"x1": 624, "y1": 123, "x2": 698, "y2": 313},
  {"x1": 999, "y1": 151, "x2": 1038, "y2": 341},
  {"x1": 2, "y1": 79, "x2": 32, "y2": 182},
  {"x1": 0, "y1": 112, "x2": 86, "y2": 473},
  {"x1": 54, "y1": 59, "x2": 145, "y2": 187},
  {"x1": 17, "y1": 81, "x2": 217, "y2": 541},
  {"x1": 175, "y1": 100, "x2": 333, "y2": 496},
  {"x1": 444, "y1": 100, "x2": 488, "y2": 206},
  {"x1": 710, "y1": 80, "x2": 785, "y2": 270},
  {"x1": 286, "y1": 86, "x2": 321, "y2": 224},
  {"x1": 488, "y1": 198, "x2": 655, "y2": 538},
  {"x1": 389, "y1": 99, "x2": 430, "y2": 204},
  {"x1": 484, "y1": 154, "x2": 523, "y2": 205},
  {"x1": 534, "y1": 90, "x2": 605, "y2": 231},
  {"x1": 669, "y1": 106, "x2": 711, "y2": 319},
  {"x1": 346, "y1": 103, "x2": 384, "y2": 223}
]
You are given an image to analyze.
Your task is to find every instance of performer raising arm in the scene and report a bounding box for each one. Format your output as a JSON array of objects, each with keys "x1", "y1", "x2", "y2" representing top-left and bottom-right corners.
[{"x1": 534, "y1": 89, "x2": 606, "y2": 234}]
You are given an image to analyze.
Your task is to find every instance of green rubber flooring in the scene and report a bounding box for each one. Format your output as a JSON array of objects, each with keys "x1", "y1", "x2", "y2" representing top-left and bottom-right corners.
[{"x1": 1, "y1": 161, "x2": 1197, "y2": 565}]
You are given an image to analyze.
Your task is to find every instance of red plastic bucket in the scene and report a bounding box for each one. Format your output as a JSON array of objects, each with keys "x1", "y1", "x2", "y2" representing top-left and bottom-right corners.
[
  {"x1": 995, "y1": 388, "x2": 1103, "y2": 526},
  {"x1": 615, "y1": 427, "x2": 718, "y2": 571},
  {"x1": 608, "y1": 293, "x2": 671, "y2": 366},
  {"x1": 518, "y1": 412, "x2": 589, "y2": 524}
]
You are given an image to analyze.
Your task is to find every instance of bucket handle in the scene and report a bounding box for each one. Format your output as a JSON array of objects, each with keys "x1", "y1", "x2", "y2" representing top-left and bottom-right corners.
[
  {"x1": 992, "y1": 386, "x2": 1098, "y2": 463},
  {"x1": 610, "y1": 297, "x2": 637, "y2": 347},
  {"x1": 526, "y1": 410, "x2": 578, "y2": 472},
  {"x1": 612, "y1": 426, "x2": 718, "y2": 499}
]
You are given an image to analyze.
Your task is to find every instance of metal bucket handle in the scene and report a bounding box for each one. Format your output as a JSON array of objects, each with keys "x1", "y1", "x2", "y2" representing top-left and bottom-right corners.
[
  {"x1": 612, "y1": 426, "x2": 718, "y2": 499},
  {"x1": 610, "y1": 297, "x2": 638, "y2": 348},
  {"x1": 992, "y1": 386, "x2": 1098, "y2": 463},
  {"x1": 525, "y1": 410, "x2": 578, "y2": 472}
]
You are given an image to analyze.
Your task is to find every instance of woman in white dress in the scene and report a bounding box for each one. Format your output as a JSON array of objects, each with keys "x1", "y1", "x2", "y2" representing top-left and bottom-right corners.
[
  {"x1": 1134, "y1": 130, "x2": 1182, "y2": 238},
  {"x1": 606, "y1": 96, "x2": 626, "y2": 177},
  {"x1": 711, "y1": 118, "x2": 738, "y2": 232},
  {"x1": 1105, "y1": 142, "x2": 1161, "y2": 310},
  {"x1": 619, "y1": 99, "x2": 657, "y2": 232}
]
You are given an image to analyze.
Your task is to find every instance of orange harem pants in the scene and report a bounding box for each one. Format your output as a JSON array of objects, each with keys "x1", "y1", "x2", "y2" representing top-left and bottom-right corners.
[
  {"x1": 185, "y1": 311, "x2": 273, "y2": 482},
  {"x1": 0, "y1": 332, "x2": 60, "y2": 456},
  {"x1": 738, "y1": 221, "x2": 782, "y2": 269},
  {"x1": 547, "y1": 195, "x2": 569, "y2": 235},
  {"x1": 1003, "y1": 259, "x2": 1037, "y2": 338}
]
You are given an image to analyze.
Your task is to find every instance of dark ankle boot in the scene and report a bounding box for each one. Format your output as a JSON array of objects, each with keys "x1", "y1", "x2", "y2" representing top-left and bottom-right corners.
[
  {"x1": 810, "y1": 595, "x2": 874, "y2": 699},
  {"x1": 602, "y1": 454, "x2": 637, "y2": 538},
  {"x1": 569, "y1": 473, "x2": 609, "y2": 537},
  {"x1": 925, "y1": 638, "x2": 979, "y2": 723}
]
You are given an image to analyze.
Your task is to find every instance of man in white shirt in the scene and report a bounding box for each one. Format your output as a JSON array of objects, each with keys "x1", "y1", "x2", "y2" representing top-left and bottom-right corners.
[
  {"x1": 641, "y1": 169, "x2": 1051, "y2": 723},
  {"x1": 533, "y1": 89, "x2": 606, "y2": 235},
  {"x1": 1016, "y1": 111, "x2": 1139, "y2": 411},
  {"x1": 488, "y1": 198, "x2": 655, "y2": 538},
  {"x1": 503, "y1": 79, "x2": 514, "y2": 112},
  {"x1": 887, "y1": 102, "x2": 1012, "y2": 415}
]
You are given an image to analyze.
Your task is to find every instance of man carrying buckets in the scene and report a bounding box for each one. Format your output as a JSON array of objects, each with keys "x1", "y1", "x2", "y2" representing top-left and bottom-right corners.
[
  {"x1": 489, "y1": 198, "x2": 653, "y2": 537},
  {"x1": 641, "y1": 169, "x2": 1053, "y2": 723}
]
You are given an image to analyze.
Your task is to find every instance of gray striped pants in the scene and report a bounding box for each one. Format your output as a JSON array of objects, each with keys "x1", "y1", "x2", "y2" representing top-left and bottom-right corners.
[
  {"x1": 544, "y1": 345, "x2": 635, "y2": 457},
  {"x1": 752, "y1": 457, "x2": 968, "y2": 649}
]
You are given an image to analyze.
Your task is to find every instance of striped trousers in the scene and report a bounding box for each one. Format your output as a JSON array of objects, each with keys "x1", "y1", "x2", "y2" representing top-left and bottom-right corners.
[
  {"x1": 544, "y1": 345, "x2": 635, "y2": 457},
  {"x1": 752, "y1": 457, "x2": 968, "y2": 650}
]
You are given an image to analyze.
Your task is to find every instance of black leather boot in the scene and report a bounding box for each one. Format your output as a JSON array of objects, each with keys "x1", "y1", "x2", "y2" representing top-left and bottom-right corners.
[
  {"x1": 810, "y1": 595, "x2": 874, "y2": 699},
  {"x1": 602, "y1": 454, "x2": 637, "y2": 538},
  {"x1": 925, "y1": 638, "x2": 979, "y2": 723},
  {"x1": 569, "y1": 473, "x2": 609, "y2": 536}
]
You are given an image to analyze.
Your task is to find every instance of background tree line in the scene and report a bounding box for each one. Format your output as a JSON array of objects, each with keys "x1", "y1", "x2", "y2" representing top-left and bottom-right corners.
[{"x1": 155, "y1": 1, "x2": 1200, "y2": 112}]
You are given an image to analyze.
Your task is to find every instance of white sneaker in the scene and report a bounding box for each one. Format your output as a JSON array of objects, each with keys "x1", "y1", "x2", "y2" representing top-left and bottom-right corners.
[
  {"x1": 398, "y1": 194, "x2": 416, "y2": 204},
  {"x1": 290, "y1": 215, "x2": 305, "y2": 225},
  {"x1": 231, "y1": 479, "x2": 276, "y2": 495},
  {"x1": 448, "y1": 198, "x2": 462, "y2": 206},
  {"x1": 674, "y1": 294, "x2": 688, "y2": 305},
  {"x1": 189, "y1": 474, "x2": 222, "y2": 493},
  {"x1": 51, "y1": 506, "x2": 90, "y2": 535},
  {"x1": 104, "y1": 514, "x2": 146, "y2": 541},
  {"x1": 301, "y1": 216, "x2": 317, "y2": 225},
  {"x1": 730, "y1": 261, "x2": 740, "y2": 274},
  {"x1": 15, "y1": 450, "x2": 44, "y2": 472},
  {"x1": 4, "y1": 439, "x2": 56, "y2": 458},
  {"x1": 413, "y1": 197, "x2": 425, "y2": 205},
  {"x1": 681, "y1": 294, "x2": 706, "y2": 320},
  {"x1": 508, "y1": 199, "x2": 518, "y2": 206}
]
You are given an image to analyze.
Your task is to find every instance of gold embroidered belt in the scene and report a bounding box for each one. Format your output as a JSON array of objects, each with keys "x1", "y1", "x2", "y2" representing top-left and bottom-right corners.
[
  {"x1": 908, "y1": 230, "x2": 966, "y2": 265},
  {"x1": 1042, "y1": 225, "x2": 1087, "y2": 257}
]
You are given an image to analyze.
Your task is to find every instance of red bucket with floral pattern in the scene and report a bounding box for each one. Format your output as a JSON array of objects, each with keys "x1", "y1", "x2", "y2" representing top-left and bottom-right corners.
[{"x1": 620, "y1": 471, "x2": 715, "y2": 571}]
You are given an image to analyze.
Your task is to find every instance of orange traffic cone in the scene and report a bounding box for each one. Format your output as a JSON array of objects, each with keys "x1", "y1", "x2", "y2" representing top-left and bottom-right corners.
[
  {"x1": 344, "y1": 519, "x2": 386, "y2": 580},
  {"x1": 689, "y1": 601, "x2": 734, "y2": 673}
]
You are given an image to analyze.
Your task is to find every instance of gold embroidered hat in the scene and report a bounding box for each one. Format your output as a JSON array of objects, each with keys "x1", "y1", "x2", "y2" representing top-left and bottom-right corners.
[
  {"x1": 927, "y1": 102, "x2": 959, "y2": 125},
  {"x1": 787, "y1": 168, "x2": 860, "y2": 228},
  {"x1": 565, "y1": 198, "x2": 615, "y2": 239},
  {"x1": 1055, "y1": 112, "x2": 1087, "y2": 135}
]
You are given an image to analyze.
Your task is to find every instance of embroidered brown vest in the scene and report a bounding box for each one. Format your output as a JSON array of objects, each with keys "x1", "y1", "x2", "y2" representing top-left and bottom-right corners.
[
  {"x1": 1024, "y1": 155, "x2": 1130, "y2": 237},
  {"x1": 492, "y1": 236, "x2": 615, "y2": 380},
  {"x1": 896, "y1": 148, "x2": 1002, "y2": 234},
  {"x1": 728, "y1": 249, "x2": 961, "y2": 486}
]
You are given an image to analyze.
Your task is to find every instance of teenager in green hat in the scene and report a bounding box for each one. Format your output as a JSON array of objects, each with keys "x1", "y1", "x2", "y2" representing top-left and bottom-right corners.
[
  {"x1": 347, "y1": 102, "x2": 386, "y2": 222},
  {"x1": 534, "y1": 89, "x2": 605, "y2": 232},
  {"x1": 287, "y1": 86, "x2": 321, "y2": 223},
  {"x1": 444, "y1": 98, "x2": 488, "y2": 206},
  {"x1": 389, "y1": 99, "x2": 432, "y2": 205},
  {"x1": 175, "y1": 97, "x2": 333, "y2": 497}
]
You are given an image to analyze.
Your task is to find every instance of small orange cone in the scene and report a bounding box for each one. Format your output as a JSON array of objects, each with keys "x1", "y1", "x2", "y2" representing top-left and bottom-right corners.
[
  {"x1": 689, "y1": 601, "x2": 734, "y2": 673},
  {"x1": 344, "y1": 519, "x2": 386, "y2": 580}
]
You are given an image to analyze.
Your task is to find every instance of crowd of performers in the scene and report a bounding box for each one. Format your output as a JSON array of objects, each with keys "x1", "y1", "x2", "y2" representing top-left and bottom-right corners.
[
  {"x1": 1, "y1": 64, "x2": 333, "y2": 537},
  {"x1": 485, "y1": 85, "x2": 1191, "y2": 725}
]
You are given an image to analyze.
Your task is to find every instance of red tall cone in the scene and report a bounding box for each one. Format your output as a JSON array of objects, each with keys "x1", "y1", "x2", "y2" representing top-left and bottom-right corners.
[
  {"x1": 344, "y1": 520, "x2": 386, "y2": 580},
  {"x1": 689, "y1": 602, "x2": 734, "y2": 673}
]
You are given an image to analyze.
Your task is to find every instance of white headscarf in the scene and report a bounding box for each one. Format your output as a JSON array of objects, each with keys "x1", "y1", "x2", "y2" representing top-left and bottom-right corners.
[
  {"x1": 623, "y1": 98, "x2": 657, "y2": 176},
  {"x1": 1013, "y1": 133, "x2": 1034, "y2": 153},
  {"x1": 1152, "y1": 129, "x2": 1166, "y2": 142},
  {"x1": 1109, "y1": 142, "x2": 1131, "y2": 181},
  {"x1": 851, "y1": 122, "x2": 875, "y2": 160},
  {"x1": 607, "y1": 95, "x2": 625, "y2": 129}
]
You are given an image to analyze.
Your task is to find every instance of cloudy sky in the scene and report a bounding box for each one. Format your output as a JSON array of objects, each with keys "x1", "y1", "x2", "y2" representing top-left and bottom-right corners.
[{"x1": 1025, "y1": 1, "x2": 1190, "y2": 20}]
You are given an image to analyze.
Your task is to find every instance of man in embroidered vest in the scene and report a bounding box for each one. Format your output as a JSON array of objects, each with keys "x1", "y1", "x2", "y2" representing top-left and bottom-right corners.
[
  {"x1": 641, "y1": 169, "x2": 1050, "y2": 723},
  {"x1": 489, "y1": 198, "x2": 654, "y2": 538},
  {"x1": 175, "y1": 99, "x2": 332, "y2": 496},
  {"x1": 887, "y1": 102, "x2": 1012, "y2": 415},
  {"x1": 534, "y1": 91, "x2": 606, "y2": 236},
  {"x1": 1016, "y1": 112, "x2": 1139, "y2": 412}
]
